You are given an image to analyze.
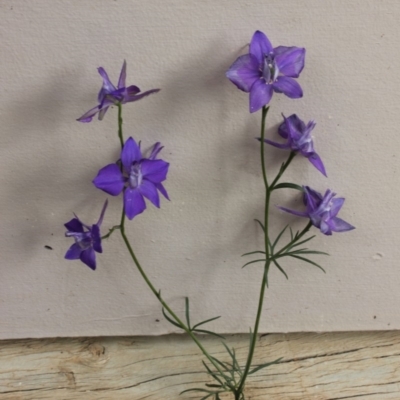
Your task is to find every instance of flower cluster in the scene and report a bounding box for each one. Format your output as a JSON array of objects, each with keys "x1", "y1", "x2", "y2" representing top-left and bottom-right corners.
[
  {"x1": 279, "y1": 187, "x2": 354, "y2": 235},
  {"x1": 64, "y1": 200, "x2": 108, "y2": 270},
  {"x1": 226, "y1": 31, "x2": 305, "y2": 113},
  {"x1": 263, "y1": 114, "x2": 326, "y2": 176},
  {"x1": 93, "y1": 137, "x2": 169, "y2": 220},
  {"x1": 61, "y1": 30, "x2": 355, "y2": 400},
  {"x1": 227, "y1": 30, "x2": 353, "y2": 236},
  {"x1": 65, "y1": 62, "x2": 168, "y2": 269},
  {"x1": 77, "y1": 61, "x2": 160, "y2": 123}
]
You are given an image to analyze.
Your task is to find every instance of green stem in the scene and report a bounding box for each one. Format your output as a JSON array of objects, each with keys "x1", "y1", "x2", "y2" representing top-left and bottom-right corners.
[
  {"x1": 101, "y1": 225, "x2": 121, "y2": 240},
  {"x1": 114, "y1": 105, "x2": 229, "y2": 384},
  {"x1": 260, "y1": 106, "x2": 270, "y2": 189},
  {"x1": 270, "y1": 151, "x2": 296, "y2": 189},
  {"x1": 273, "y1": 221, "x2": 312, "y2": 258},
  {"x1": 236, "y1": 106, "x2": 271, "y2": 396},
  {"x1": 117, "y1": 103, "x2": 124, "y2": 149},
  {"x1": 119, "y1": 219, "x2": 229, "y2": 380}
]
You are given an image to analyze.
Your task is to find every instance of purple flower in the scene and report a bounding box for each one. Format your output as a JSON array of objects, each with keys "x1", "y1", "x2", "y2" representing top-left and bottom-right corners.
[
  {"x1": 64, "y1": 200, "x2": 108, "y2": 270},
  {"x1": 263, "y1": 114, "x2": 326, "y2": 176},
  {"x1": 93, "y1": 137, "x2": 169, "y2": 220},
  {"x1": 279, "y1": 186, "x2": 355, "y2": 235},
  {"x1": 226, "y1": 30, "x2": 305, "y2": 113},
  {"x1": 77, "y1": 61, "x2": 160, "y2": 122}
]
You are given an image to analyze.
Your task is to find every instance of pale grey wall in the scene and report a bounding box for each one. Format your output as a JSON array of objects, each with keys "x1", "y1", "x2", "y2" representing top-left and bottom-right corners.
[{"x1": 0, "y1": 0, "x2": 396, "y2": 338}]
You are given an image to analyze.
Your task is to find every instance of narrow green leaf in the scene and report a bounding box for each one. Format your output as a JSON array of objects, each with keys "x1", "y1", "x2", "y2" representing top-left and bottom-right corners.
[
  {"x1": 289, "y1": 254, "x2": 326, "y2": 273},
  {"x1": 180, "y1": 388, "x2": 209, "y2": 394},
  {"x1": 273, "y1": 182, "x2": 304, "y2": 191},
  {"x1": 161, "y1": 307, "x2": 181, "y2": 329},
  {"x1": 272, "y1": 225, "x2": 289, "y2": 250},
  {"x1": 185, "y1": 297, "x2": 191, "y2": 329},
  {"x1": 222, "y1": 342, "x2": 241, "y2": 375},
  {"x1": 273, "y1": 259, "x2": 288, "y2": 280},
  {"x1": 205, "y1": 384, "x2": 223, "y2": 388},
  {"x1": 211, "y1": 356, "x2": 230, "y2": 372},
  {"x1": 289, "y1": 250, "x2": 329, "y2": 256},
  {"x1": 254, "y1": 219, "x2": 265, "y2": 232},
  {"x1": 290, "y1": 235, "x2": 316, "y2": 248},
  {"x1": 193, "y1": 328, "x2": 226, "y2": 339},
  {"x1": 241, "y1": 250, "x2": 266, "y2": 257},
  {"x1": 192, "y1": 315, "x2": 221, "y2": 330},
  {"x1": 242, "y1": 259, "x2": 266, "y2": 269},
  {"x1": 248, "y1": 357, "x2": 283, "y2": 375},
  {"x1": 202, "y1": 361, "x2": 224, "y2": 385},
  {"x1": 289, "y1": 227, "x2": 294, "y2": 241},
  {"x1": 254, "y1": 219, "x2": 272, "y2": 250}
]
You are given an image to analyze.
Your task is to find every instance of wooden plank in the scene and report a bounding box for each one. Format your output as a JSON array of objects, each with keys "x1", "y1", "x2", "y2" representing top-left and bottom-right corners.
[{"x1": 0, "y1": 332, "x2": 399, "y2": 399}]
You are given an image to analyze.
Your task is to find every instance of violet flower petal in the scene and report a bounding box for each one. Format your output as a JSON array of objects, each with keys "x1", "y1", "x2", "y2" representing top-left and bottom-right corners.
[
  {"x1": 80, "y1": 247, "x2": 96, "y2": 270},
  {"x1": 126, "y1": 85, "x2": 141, "y2": 96},
  {"x1": 77, "y1": 105, "x2": 103, "y2": 123},
  {"x1": 64, "y1": 218, "x2": 84, "y2": 233},
  {"x1": 308, "y1": 153, "x2": 327, "y2": 177},
  {"x1": 98, "y1": 67, "x2": 117, "y2": 100},
  {"x1": 156, "y1": 182, "x2": 170, "y2": 200},
  {"x1": 93, "y1": 164, "x2": 124, "y2": 196},
  {"x1": 278, "y1": 206, "x2": 308, "y2": 218},
  {"x1": 263, "y1": 139, "x2": 291, "y2": 149},
  {"x1": 226, "y1": 54, "x2": 260, "y2": 92},
  {"x1": 329, "y1": 198, "x2": 345, "y2": 218},
  {"x1": 118, "y1": 60, "x2": 127, "y2": 89},
  {"x1": 139, "y1": 180, "x2": 160, "y2": 208},
  {"x1": 304, "y1": 186, "x2": 323, "y2": 213},
  {"x1": 320, "y1": 220, "x2": 332, "y2": 235},
  {"x1": 141, "y1": 159, "x2": 169, "y2": 184},
  {"x1": 125, "y1": 88, "x2": 160, "y2": 103},
  {"x1": 249, "y1": 31, "x2": 273, "y2": 64},
  {"x1": 91, "y1": 224, "x2": 102, "y2": 253},
  {"x1": 250, "y1": 79, "x2": 273, "y2": 113},
  {"x1": 274, "y1": 46, "x2": 305, "y2": 78},
  {"x1": 329, "y1": 217, "x2": 355, "y2": 232},
  {"x1": 149, "y1": 142, "x2": 164, "y2": 160},
  {"x1": 124, "y1": 188, "x2": 146, "y2": 220},
  {"x1": 65, "y1": 243, "x2": 83, "y2": 260},
  {"x1": 273, "y1": 76, "x2": 303, "y2": 98},
  {"x1": 121, "y1": 137, "x2": 142, "y2": 170}
]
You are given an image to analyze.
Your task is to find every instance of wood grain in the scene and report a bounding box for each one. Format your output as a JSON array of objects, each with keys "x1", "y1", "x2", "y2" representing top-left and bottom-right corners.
[{"x1": 1, "y1": 332, "x2": 400, "y2": 399}]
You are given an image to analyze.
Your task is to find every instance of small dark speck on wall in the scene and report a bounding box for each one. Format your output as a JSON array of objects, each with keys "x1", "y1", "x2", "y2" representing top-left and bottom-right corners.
[
  {"x1": 155, "y1": 319, "x2": 160, "y2": 322},
  {"x1": 373, "y1": 316, "x2": 377, "y2": 319},
  {"x1": 44, "y1": 245, "x2": 53, "y2": 250}
]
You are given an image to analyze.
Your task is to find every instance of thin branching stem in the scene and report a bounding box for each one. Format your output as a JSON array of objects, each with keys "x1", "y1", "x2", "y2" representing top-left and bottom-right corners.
[
  {"x1": 273, "y1": 221, "x2": 313, "y2": 258},
  {"x1": 114, "y1": 106, "x2": 229, "y2": 384},
  {"x1": 236, "y1": 106, "x2": 271, "y2": 396},
  {"x1": 270, "y1": 151, "x2": 296, "y2": 189}
]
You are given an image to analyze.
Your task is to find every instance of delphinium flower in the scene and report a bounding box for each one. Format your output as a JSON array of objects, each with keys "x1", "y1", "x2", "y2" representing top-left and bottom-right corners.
[
  {"x1": 64, "y1": 200, "x2": 108, "y2": 270},
  {"x1": 93, "y1": 137, "x2": 169, "y2": 219},
  {"x1": 262, "y1": 114, "x2": 327, "y2": 176},
  {"x1": 77, "y1": 60, "x2": 160, "y2": 122},
  {"x1": 226, "y1": 30, "x2": 305, "y2": 112},
  {"x1": 280, "y1": 186, "x2": 355, "y2": 235}
]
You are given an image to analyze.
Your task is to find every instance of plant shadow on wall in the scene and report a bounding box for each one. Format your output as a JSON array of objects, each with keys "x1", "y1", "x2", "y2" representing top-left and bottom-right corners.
[
  {"x1": 0, "y1": 70, "x2": 100, "y2": 269},
  {"x1": 63, "y1": 30, "x2": 354, "y2": 400},
  {"x1": 144, "y1": 38, "x2": 255, "y2": 304}
]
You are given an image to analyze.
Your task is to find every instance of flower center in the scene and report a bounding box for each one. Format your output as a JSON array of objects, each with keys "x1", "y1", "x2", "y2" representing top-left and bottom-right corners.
[
  {"x1": 262, "y1": 54, "x2": 279, "y2": 84},
  {"x1": 66, "y1": 231, "x2": 92, "y2": 249},
  {"x1": 129, "y1": 163, "x2": 143, "y2": 188}
]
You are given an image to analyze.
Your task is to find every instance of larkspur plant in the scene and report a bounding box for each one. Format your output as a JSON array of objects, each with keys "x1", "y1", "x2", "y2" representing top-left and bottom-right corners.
[{"x1": 64, "y1": 31, "x2": 354, "y2": 400}]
